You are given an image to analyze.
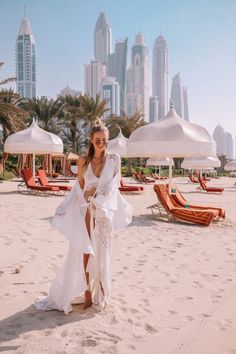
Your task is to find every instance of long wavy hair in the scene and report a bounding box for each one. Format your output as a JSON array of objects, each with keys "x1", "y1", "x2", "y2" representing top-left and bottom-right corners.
[{"x1": 83, "y1": 119, "x2": 109, "y2": 168}]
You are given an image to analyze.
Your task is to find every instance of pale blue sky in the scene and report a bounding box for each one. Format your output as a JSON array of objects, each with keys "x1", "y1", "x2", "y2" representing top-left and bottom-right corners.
[{"x1": 0, "y1": 0, "x2": 236, "y2": 137}]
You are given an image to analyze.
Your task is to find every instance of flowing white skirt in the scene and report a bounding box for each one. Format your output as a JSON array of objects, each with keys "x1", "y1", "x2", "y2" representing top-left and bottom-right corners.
[{"x1": 35, "y1": 188, "x2": 112, "y2": 314}]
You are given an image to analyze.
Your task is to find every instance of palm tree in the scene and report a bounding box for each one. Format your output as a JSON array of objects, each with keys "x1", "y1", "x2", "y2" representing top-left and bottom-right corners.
[
  {"x1": 0, "y1": 89, "x2": 27, "y2": 142},
  {"x1": 106, "y1": 110, "x2": 146, "y2": 138},
  {"x1": 218, "y1": 154, "x2": 228, "y2": 172},
  {"x1": 106, "y1": 110, "x2": 146, "y2": 175},
  {"x1": 58, "y1": 95, "x2": 84, "y2": 154},
  {"x1": 20, "y1": 96, "x2": 64, "y2": 133},
  {"x1": 0, "y1": 62, "x2": 28, "y2": 142},
  {"x1": 78, "y1": 94, "x2": 109, "y2": 129}
]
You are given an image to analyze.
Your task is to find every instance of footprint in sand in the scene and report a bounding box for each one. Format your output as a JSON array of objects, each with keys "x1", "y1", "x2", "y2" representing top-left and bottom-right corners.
[
  {"x1": 186, "y1": 315, "x2": 195, "y2": 321},
  {"x1": 97, "y1": 330, "x2": 122, "y2": 343},
  {"x1": 130, "y1": 308, "x2": 139, "y2": 315},
  {"x1": 109, "y1": 314, "x2": 119, "y2": 325},
  {"x1": 216, "y1": 319, "x2": 233, "y2": 331},
  {"x1": 168, "y1": 310, "x2": 177, "y2": 315},
  {"x1": 144, "y1": 323, "x2": 157, "y2": 334}
]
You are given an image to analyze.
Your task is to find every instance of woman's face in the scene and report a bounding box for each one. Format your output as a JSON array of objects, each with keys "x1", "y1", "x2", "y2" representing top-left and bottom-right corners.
[{"x1": 91, "y1": 131, "x2": 108, "y2": 153}]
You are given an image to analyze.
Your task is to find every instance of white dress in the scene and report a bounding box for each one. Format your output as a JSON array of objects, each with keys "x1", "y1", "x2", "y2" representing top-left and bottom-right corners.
[{"x1": 35, "y1": 153, "x2": 132, "y2": 314}]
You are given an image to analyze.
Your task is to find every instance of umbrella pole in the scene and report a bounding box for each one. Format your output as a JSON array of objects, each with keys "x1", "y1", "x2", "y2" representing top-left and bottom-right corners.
[
  {"x1": 169, "y1": 158, "x2": 172, "y2": 194},
  {"x1": 33, "y1": 153, "x2": 35, "y2": 178},
  {"x1": 159, "y1": 165, "x2": 161, "y2": 179}
]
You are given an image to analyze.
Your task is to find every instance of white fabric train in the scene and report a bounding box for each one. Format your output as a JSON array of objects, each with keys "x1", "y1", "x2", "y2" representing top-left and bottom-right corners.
[{"x1": 35, "y1": 153, "x2": 133, "y2": 314}]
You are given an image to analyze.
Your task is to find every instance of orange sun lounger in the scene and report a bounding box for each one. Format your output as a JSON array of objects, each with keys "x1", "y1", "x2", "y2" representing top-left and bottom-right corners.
[
  {"x1": 119, "y1": 177, "x2": 144, "y2": 192},
  {"x1": 19, "y1": 169, "x2": 60, "y2": 194},
  {"x1": 166, "y1": 184, "x2": 225, "y2": 219},
  {"x1": 149, "y1": 184, "x2": 216, "y2": 226},
  {"x1": 37, "y1": 170, "x2": 72, "y2": 191},
  {"x1": 198, "y1": 175, "x2": 224, "y2": 193}
]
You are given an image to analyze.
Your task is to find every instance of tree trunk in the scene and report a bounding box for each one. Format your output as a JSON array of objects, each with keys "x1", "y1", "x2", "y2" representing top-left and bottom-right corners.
[
  {"x1": 71, "y1": 120, "x2": 77, "y2": 154},
  {"x1": 127, "y1": 158, "x2": 132, "y2": 176}
]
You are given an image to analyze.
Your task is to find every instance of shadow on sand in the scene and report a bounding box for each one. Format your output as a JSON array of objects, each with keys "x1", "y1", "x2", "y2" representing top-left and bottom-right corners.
[{"x1": 0, "y1": 303, "x2": 95, "y2": 345}]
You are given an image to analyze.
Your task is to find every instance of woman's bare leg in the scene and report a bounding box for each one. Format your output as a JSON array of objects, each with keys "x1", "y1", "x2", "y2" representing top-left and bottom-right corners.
[{"x1": 83, "y1": 209, "x2": 92, "y2": 309}]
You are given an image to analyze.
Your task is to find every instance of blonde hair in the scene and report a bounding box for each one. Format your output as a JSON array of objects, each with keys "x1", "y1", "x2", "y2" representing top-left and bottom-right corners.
[{"x1": 83, "y1": 118, "x2": 109, "y2": 167}]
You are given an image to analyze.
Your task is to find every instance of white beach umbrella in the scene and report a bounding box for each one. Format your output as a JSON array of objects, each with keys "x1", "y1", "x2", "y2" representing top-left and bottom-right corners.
[
  {"x1": 224, "y1": 160, "x2": 236, "y2": 171},
  {"x1": 4, "y1": 119, "x2": 63, "y2": 176},
  {"x1": 147, "y1": 157, "x2": 174, "y2": 179},
  {"x1": 182, "y1": 156, "x2": 220, "y2": 169},
  {"x1": 107, "y1": 130, "x2": 128, "y2": 157},
  {"x1": 128, "y1": 108, "x2": 216, "y2": 191}
]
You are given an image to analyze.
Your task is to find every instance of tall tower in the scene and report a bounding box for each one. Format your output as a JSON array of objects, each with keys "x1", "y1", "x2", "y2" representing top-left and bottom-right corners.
[
  {"x1": 130, "y1": 33, "x2": 149, "y2": 121},
  {"x1": 94, "y1": 12, "x2": 112, "y2": 65},
  {"x1": 108, "y1": 38, "x2": 128, "y2": 111},
  {"x1": 213, "y1": 125, "x2": 226, "y2": 156},
  {"x1": 225, "y1": 132, "x2": 234, "y2": 159},
  {"x1": 16, "y1": 12, "x2": 36, "y2": 98},
  {"x1": 84, "y1": 60, "x2": 106, "y2": 98},
  {"x1": 100, "y1": 77, "x2": 120, "y2": 119},
  {"x1": 170, "y1": 73, "x2": 184, "y2": 118},
  {"x1": 152, "y1": 35, "x2": 168, "y2": 119},
  {"x1": 182, "y1": 86, "x2": 189, "y2": 121}
]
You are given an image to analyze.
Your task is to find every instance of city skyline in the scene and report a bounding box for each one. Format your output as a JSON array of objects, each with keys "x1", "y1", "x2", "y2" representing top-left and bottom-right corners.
[{"x1": 0, "y1": 0, "x2": 236, "y2": 136}]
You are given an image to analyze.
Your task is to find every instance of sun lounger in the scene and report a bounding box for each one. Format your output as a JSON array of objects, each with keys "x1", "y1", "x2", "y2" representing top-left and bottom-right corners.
[
  {"x1": 151, "y1": 173, "x2": 167, "y2": 180},
  {"x1": 19, "y1": 169, "x2": 60, "y2": 194},
  {"x1": 188, "y1": 174, "x2": 199, "y2": 183},
  {"x1": 149, "y1": 184, "x2": 215, "y2": 226},
  {"x1": 135, "y1": 173, "x2": 155, "y2": 184},
  {"x1": 120, "y1": 177, "x2": 144, "y2": 191},
  {"x1": 198, "y1": 175, "x2": 224, "y2": 193},
  {"x1": 37, "y1": 170, "x2": 72, "y2": 191},
  {"x1": 119, "y1": 186, "x2": 143, "y2": 193},
  {"x1": 166, "y1": 183, "x2": 225, "y2": 219}
]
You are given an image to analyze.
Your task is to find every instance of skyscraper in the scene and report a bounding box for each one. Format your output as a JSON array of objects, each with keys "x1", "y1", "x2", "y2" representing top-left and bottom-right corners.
[
  {"x1": 152, "y1": 35, "x2": 168, "y2": 119},
  {"x1": 225, "y1": 131, "x2": 234, "y2": 159},
  {"x1": 213, "y1": 125, "x2": 226, "y2": 156},
  {"x1": 182, "y1": 86, "x2": 189, "y2": 121},
  {"x1": 94, "y1": 13, "x2": 112, "y2": 65},
  {"x1": 170, "y1": 73, "x2": 184, "y2": 118},
  {"x1": 149, "y1": 96, "x2": 159, "y2": 123},
  {"x1": 108, "y1": 38, "x2": 128, "y2": 111},
  {"x1": 130, "y1": 33, "x2": 149, "y2": 121},
  {"x1": 84, "y1": 60, "x2": 106, "y2": 98},
  {"x1": 16, "y1": 15, "x2": 36, "y2": 98},
  {"x1": 100, "y1": 77, "x2": 120, "y2": 119}
]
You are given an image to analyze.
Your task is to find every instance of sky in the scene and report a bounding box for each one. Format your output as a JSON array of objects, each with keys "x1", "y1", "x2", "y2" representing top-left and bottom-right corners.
[{"x1": 0, "y1": 0, "x2": 236, "y2": 138}]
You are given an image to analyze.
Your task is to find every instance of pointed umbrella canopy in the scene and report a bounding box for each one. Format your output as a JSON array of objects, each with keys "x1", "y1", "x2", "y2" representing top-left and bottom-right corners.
[
  {"x1": 108, "y1": 130, "x2": 129, "y2": 157},
  {"x1": 128, "y1": 108, "x2": 215, "y2": 158},
  {"x1": 225, "y1": 160, "x2": 236, "y2": 171},
  {"x1": 4, "y1": 119, "x2": 63, "y2": 176},
  {"x1": 182, "y1": 156, "x2": 220, "y2": 169},
  {"x1": 128, "y1": 108, "x2": 216, "y2": 191}
]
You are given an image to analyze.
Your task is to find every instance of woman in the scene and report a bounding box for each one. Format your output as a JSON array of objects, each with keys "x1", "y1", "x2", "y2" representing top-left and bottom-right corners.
[{"x1": 35, "y1": 120, "x2": 132, "y2": 314}]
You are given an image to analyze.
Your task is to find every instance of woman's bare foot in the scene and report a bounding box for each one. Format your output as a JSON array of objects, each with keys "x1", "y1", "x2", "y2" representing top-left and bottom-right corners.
[{"x1": 83, "y1": 290, "x2": 92, "y2": 310}]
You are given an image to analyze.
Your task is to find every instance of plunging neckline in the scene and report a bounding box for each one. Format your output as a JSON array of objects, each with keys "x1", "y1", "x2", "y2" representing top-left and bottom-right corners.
[{"x1": 90, "y1": 154, "x2": 107, "y2": 179}]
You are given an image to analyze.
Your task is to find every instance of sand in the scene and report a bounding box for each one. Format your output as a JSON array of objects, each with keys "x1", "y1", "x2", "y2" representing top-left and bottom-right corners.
[{"x1": 0, "y1": 176, "x2": 236, "y2": 354}]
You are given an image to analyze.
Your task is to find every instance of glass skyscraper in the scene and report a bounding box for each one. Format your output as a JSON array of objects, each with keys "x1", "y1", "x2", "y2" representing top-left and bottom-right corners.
[
  {"x1": 16, "y1": 16, "x2": 36, "y2": 98},
  {"x1": 130, "y1": 33, "x2": 149, "y2": 121},
  {"x1": 108, "y1": 38, "x2": 128, "y2": 111},
  {"x1": 94, "y1": 13, "x2": 112, "y2": 66},
  {"x1": 152, "y1": 35, "x2": 168, "y2": 119}
]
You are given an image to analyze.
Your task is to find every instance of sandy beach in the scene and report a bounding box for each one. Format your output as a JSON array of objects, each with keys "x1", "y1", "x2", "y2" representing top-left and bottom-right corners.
[{"x1": 0, "y1": 176, "x2": 236, "y2": 354}]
